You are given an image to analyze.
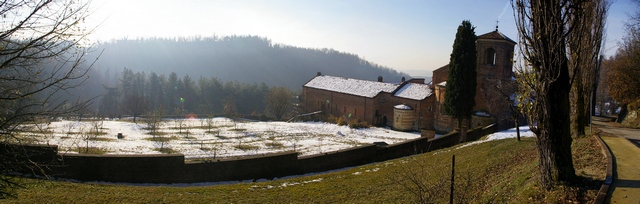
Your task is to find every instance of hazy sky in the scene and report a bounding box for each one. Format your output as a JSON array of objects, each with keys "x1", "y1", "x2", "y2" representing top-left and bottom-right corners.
[{"x1": 85, "y1": 0, "x2": 636, "y2": 76}]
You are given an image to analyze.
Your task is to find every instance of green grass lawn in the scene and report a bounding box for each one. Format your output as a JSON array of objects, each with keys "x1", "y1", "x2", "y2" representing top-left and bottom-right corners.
[{"x1": 5, "y1": 135, "x2": 605, "y2": 203}]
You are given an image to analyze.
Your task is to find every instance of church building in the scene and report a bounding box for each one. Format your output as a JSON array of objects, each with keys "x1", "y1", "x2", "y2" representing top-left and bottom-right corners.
[{"x1": 302, "y1": 28, "x2": 517, "y2": 134}]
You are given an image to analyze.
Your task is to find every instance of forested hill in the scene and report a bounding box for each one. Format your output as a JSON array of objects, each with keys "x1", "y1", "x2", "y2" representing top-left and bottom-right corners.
[{"x1": 91, "y1": 36, "x2": 408, "y2": 90}]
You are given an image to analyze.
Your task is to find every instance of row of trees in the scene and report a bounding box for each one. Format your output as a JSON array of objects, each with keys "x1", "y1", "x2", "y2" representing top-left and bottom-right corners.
[
  {"x1": 445, "y1": 0, "x2": 610, "y2": 192},
  {"x1": 97, "y1": 69, "x2": 296, "y2": 121},
  {"x1": 603, "y1": 0, "x2": 640, "y2": 115},
  {"x1": 513, "y1": 0, "x2": 609, "y2": 190}
]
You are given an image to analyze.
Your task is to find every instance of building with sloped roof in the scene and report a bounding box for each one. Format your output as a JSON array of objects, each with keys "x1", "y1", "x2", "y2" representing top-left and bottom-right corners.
[
  {"x1": 433, "y1": 28, "x2": 517, "y2": 132},
  {"x1": 302, "y1": 74, "x2": 435, "y2": 131},
  {"x1": 302, "y1": 28, "x2": 517, "y2": 134}
]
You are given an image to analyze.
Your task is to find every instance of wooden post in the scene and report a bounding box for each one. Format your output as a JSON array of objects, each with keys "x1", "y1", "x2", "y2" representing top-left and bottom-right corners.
[{"x1": 450, "y1": 154, "x2": 455, "y2": 204}]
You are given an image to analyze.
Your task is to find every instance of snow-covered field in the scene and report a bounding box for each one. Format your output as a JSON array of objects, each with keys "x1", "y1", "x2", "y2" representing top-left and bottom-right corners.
[{"x1": 20, "y1": 118, "x2": 423, "y2": 159}]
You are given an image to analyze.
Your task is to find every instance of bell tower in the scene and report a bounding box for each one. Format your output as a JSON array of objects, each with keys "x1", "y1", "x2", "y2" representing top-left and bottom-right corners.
[
  {"x1": 476, "y1": 27, "x2": 516, "y2": 81},
  {"x1": 473, "y1": 27, "x2": 517, "y2": 113}
]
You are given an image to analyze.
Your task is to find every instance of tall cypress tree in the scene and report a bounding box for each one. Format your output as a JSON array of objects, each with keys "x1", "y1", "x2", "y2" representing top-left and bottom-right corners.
[{"x1": 444, "y1": 20, "x2": 477, "y2": 129}]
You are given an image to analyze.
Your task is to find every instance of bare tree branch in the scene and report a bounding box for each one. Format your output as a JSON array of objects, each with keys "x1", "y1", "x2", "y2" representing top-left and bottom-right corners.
[{"x1": 0, "y1": 0, "x2": 95, "y2": 198}]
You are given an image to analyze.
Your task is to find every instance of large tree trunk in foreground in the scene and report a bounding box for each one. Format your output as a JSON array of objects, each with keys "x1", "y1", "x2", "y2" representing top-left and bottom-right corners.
[
  {"x1": 513, "y1": 0, "x2": 583, "y2": 189},
  {"x1": 535, "y1": 60, "x2": 575, "y2": 188},
  {"x1": 571, "y1": 83, "x2": 587, "y2": 137}
]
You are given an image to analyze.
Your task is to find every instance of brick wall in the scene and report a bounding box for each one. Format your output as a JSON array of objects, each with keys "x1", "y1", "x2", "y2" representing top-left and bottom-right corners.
[
  {"x1": 474, "y1": 38, "x2": 516, "y2": 114},
  {"x1": 303, "y1": 85, "x2": 432, "y2": 130},
  {"x1": 431, "y1": 36, "x2": 516, "y2": 133},
  {"x1": 303, "y1": 87, "x2": 379, "y2": 125},
  {"x1": 432, "y1": 64, "x2": 449, "y2": 85},
  {"x1": 389, "y1": 95, "x2": 435, "y2": 130},
  {"x1": 374, "y1": 93, "x2": 394, "y2": 126}
]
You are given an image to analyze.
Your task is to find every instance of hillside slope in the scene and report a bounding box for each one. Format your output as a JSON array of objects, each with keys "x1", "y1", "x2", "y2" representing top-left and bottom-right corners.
[
  {"x1": 10, "y1": 134, "x2": 605, "y2": 203},
  {"x1": 90, "y1": 36, "x2": 409, "y2": 90}
]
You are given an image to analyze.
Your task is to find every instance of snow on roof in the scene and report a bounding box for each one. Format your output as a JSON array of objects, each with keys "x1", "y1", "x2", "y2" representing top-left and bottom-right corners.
[
  {"x1": 304, "y1": 75, "x2": 399, "y2": 98},
  {"x1": 394, "y1": 104, "x2": 412, "y2": 110},
  {"x1": 394, "y1": 83, "x2": 432, "y2": 100}
]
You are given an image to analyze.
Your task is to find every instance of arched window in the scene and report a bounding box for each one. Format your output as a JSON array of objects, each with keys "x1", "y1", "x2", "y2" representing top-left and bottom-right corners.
[{"x1": 485, "y1": 48, "x2": 496, "y2": 65}]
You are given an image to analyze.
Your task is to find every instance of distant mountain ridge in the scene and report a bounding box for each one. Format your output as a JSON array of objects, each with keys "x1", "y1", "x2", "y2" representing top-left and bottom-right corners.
[{"x1": 91, "y1": 36, "x2": 410, "y2": 90}]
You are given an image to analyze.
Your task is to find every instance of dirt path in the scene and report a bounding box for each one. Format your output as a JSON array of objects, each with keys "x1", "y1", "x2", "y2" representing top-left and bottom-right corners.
[{"x1": 593, "y1": 119, "x2": 640, "y2": 203}]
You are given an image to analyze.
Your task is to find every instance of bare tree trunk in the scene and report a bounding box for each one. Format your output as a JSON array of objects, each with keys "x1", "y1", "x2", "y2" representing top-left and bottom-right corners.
[
  {"x1": 535, "y1": 62, "x2": 575, "y2": 187},
  {"x1": 0, "y1": 0, "x2": 95, "y2": 197},
  {"x1": 568, "y1": 0, "x2": 607, "y2": 137},
  {"x1": 571, "y1": 83, "x2": 587, "y2": 136},
  {"x1": 513, "y1": 0, "x2": 589, "y2": 189}
]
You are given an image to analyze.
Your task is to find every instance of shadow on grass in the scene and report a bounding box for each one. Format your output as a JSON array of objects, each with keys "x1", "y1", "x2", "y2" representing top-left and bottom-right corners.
[{"x1": 562, "y1": 175, "x2": 605, "y2": 203}]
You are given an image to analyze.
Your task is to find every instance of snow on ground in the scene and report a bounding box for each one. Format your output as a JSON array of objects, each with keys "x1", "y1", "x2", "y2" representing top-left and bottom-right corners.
[
  {"x1": 20, "y1": 118, "x2": 421, "y2": 159},
  {"x1": 457, "y1": 126, "x2": 535, "y2": 149}
]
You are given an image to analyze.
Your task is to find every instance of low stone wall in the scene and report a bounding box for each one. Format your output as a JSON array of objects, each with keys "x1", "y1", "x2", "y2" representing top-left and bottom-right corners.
[
  {"x1": 180, "y1": 152, "x2": 299, "y2": 183},
  {"x1": 58, "y1": 154, "x2": 185, "y2": 183},
  {"x1": 3, "y1": 124, "x2": 500, "y2": 183},
  {"x1": 298, "y1": 144, "x2": 378, "y2": 173},
  {"x1": 0, "y1": 143, "x2": 60, "y2": 174}
]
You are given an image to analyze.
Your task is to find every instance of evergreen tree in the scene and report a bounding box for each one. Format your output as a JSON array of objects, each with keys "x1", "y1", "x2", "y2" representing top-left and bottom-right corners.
[
  {"x1": 165, "y1": 72, "x2": 180, "y2": 114},
  {"x1": 443, "y1": 20, "x2": 477, "y2": 129},
  {"x1": 146, "y1": 72, "x2": 165, "y2": 111}
]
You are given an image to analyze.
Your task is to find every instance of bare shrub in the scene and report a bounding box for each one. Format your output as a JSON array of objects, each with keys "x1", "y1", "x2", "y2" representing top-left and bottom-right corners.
[{"x1": 388, "y1": 157, "x2": 488, "y2": 203}]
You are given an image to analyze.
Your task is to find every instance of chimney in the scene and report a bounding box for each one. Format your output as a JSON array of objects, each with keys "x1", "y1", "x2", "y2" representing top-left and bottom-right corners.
[
  {"x1": 401, "y1": 77, "x2": 406, "y2": 82},
  {"x1": 317, "y1": 72, "x2": 322, "y2": 76},
  {"x1": 378, "y1": 76, "x2": 383, "y2": 82}
]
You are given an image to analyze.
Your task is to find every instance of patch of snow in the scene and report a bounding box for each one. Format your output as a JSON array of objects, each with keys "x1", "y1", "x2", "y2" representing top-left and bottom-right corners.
[
  {"x1": 431, "y1": 149, "x2": 451, "y2": 155},
  {"x1": 394, "y1": 83, "x2": 432, "y2": 100},
  {"x1": 437, "y1": 81, "x2": 446, "y2": 86},
  {"x1": 457, "y1": 126, "x2": 535, "y2": 149},
  {"x1": 394, "y1": 104, "x2": 412, "y2": 110},
  {"x1": 365, "y1": 168, "x2": 379, "y2": 172}
]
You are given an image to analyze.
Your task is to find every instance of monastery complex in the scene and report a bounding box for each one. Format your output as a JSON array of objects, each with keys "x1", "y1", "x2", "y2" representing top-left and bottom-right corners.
[{"x1": 302, "y1": 28, "x2": 518, "y2": 134}]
